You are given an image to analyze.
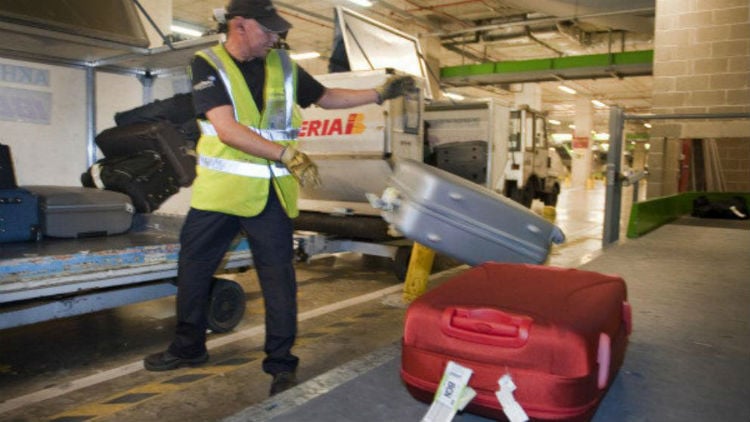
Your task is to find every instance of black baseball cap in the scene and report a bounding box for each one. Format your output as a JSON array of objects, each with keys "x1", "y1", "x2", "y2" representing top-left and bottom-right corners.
[{"x1": 226, "y1": 0, "x2": 291, "y2": 33}]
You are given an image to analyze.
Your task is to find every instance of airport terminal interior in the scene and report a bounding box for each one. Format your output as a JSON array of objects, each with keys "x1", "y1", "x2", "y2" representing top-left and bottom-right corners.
[{"x1": 0, "y1": 1, "x2": 749, "y2": 421}]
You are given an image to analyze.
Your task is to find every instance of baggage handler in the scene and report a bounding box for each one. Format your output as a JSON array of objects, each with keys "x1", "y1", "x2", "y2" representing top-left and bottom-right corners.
[{"x1": 143, "y1": 0, "x2": 415, "y2": 396}]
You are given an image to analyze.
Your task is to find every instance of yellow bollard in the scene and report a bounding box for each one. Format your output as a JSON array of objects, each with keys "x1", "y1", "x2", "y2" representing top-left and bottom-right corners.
[
  {"x1": 586, "y1": 177, "x2": 595, "y2": 190},
  {"x1": 542, "y1": 205, "x2": 557, "y2": 222},
  {"x1": 402, "y1": 242, "x2": 436, "y2": 303}
]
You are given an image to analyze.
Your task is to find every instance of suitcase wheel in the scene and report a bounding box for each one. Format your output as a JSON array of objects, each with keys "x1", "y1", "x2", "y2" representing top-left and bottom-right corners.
[{"x1": 207, "y1": 278, "x2": 246, "y2": 333}]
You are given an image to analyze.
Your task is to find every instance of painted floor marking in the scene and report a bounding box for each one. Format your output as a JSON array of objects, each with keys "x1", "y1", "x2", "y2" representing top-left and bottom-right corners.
[
  {"x1": 0, "y1": 282, "x2": 405, "y2": 416},
  {"x1": 48, "y1": 305, "x2": 399, "y2": 421}
]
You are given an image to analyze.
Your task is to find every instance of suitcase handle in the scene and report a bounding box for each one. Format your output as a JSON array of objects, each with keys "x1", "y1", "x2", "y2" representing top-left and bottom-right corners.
[{"x1": 441, "y1": 307, "x2": 532, "y2": 348}]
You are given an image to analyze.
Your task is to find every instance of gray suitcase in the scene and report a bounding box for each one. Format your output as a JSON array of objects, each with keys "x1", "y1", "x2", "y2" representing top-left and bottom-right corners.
[
  {"x1": 25, "y1": 186, "x2": 135, "y2": 238},
  {"x1": 370, "y1": 159, "x2": 565, "y2": 265}
]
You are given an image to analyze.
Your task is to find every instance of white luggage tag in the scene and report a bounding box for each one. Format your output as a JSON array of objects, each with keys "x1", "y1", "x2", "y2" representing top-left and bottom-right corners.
[
  {"x1": 421, "y1": 361, "x2": 474, "y2": 422},
  {"x1": 495, "y1": 373, "x2": 529, "y2": 422}
]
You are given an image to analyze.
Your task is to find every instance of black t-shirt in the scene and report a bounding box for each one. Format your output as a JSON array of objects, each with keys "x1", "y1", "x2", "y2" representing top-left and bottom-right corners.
[{"x1": 191, "y1": 51, "x2": 326, "y2": 118}]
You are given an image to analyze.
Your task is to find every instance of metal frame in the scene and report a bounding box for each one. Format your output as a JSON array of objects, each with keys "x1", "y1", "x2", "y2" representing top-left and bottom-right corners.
[
  {"x1": 0, "y1": 229, "x2": 410, "y2": 331},
  {"x1": 0, "y1": 243, "x2": 252, "y2": 330},
  {"x1": 604, "y1": 107, "x2": 750, "y2": 246},
  {"x1": 296, "y1": 233, "x2": 407, "y2": 261}
]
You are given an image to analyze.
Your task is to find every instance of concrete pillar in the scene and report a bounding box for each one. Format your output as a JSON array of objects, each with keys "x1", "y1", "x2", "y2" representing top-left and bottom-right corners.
[
  {"x1": 514, "y1": 83, "x2": 542, "y2": 110},
  {"x1": 632, "y1": 141, "x2": 648, "y2": 171},
  {"x1": 571, "y1": 96, "x2": 593, "y2": 188}
]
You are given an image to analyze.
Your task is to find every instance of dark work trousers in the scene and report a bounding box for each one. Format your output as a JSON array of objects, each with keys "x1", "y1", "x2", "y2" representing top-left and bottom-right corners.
[{"x1": 168, "y1": 186, "x2": 299, "y2": 375}]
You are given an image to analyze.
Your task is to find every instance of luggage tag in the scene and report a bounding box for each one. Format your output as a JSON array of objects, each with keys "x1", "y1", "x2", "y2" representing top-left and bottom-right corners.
[
  {"x1": 421, "y1": 361, "x2": 475, "y2": 422},
  {"x1": 495, "y1": 373, "x2": 529, "y2": 422}
]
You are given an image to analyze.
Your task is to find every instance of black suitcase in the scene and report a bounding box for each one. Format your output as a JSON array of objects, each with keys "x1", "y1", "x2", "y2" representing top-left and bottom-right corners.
[
  {"x1": 25, "y1": 186, "x2": 134, "y2": 238},
  {"x1": 1, "y1": 143, "x2": 18, "y2": 189},
  {"x1": 0, "y1": 188, "x2": 41, "y2": 242},
  {"x1": 81, "y1": 150, "x2": 180, "y2": 213},
  {"x1": 95, "y1": 121, "x2": 196, "y2": 187},
  {"x1": 114, "y1": 93, "x2": 196, "y2": 127}
]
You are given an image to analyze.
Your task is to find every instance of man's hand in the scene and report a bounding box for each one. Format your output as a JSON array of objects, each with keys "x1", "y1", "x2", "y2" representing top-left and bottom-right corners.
[
  {"x1": 280, "y1": 146, "x2": 321, "y2": 188},
  {"x1": 375, "y1": 75, "x2": 416, "y2": 104}
]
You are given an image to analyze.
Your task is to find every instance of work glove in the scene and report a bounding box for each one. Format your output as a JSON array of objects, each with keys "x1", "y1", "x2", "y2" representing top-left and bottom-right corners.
[
  {"x1": 375, "y1": 75, "x2": 416, "y2": 105},
  {"x1": 280, "y1": 146, "x2": 321, "y2": 188}
]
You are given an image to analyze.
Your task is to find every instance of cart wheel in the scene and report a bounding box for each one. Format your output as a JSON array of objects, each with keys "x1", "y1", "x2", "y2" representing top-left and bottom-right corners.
[
  {"x1": 543, "y1": 192, "x2": 558, "y2": 206},
  {"x1": 520, "y1": 183, "x2": 535, "y2": 208},
  {"x1": 542, "y1": 184, "x2": 560, "y2": 206},
  {"x1": 207, "y1": 278, "x2": 246, "y2": 333},
  {"x1": 393, "y1": 245, "x2": 412, "y2": 282}
]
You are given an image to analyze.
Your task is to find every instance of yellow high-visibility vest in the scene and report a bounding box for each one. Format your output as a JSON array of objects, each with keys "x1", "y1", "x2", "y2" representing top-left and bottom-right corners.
[{"x1": 191, "y1": 45, "x2": 302, "y2": 217}]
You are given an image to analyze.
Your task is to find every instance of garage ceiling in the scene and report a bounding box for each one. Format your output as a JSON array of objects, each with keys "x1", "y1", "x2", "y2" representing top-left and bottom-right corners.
[{"x1": 172, "y1": 0, "x2": 657, "y2": 134}]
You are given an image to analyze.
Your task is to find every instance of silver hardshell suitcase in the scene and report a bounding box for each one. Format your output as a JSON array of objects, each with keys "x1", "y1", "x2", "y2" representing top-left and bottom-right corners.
[
  {"x1": 25, "y1": 186, "x2": 135, "y2": 238},
  {"x1": 369, "y1": 159, "x2": 565, "y2": 265}
]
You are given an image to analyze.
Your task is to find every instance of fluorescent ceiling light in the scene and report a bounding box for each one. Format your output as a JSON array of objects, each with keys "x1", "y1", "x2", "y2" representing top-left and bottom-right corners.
[
  {"x1": 568, "y1": 124, "x2": 576, "y2": 129},
  {"x1": 348, "y1": 0, "x2": 373, "y2": 6},
  {"x1": 170, "y1": 24, "x2": 203, "y2": 38},
  {"x1": 548, "y1": 119, "x2": 561, "y2": 125},
  {"x1": 558, "y1": 85, "x2": 576, "y2": 94},
  {"x1": 591, "y1": 99, "x2": 607, "y2": 108},
  {"x1": 551, "y1": 133, "x2": 572, "y2": 142},
  {"x1": 290, "y1": 51, "x2": 321, "y2": 60},
  {"x1": 444, "y1": 92, "x2": 465, "y2": 101}
]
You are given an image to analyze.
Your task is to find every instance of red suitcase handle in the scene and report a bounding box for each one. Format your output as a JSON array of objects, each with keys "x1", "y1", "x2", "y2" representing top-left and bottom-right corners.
[{"x1": 441, "y1": 307, "x2": 532, "y2": 348}]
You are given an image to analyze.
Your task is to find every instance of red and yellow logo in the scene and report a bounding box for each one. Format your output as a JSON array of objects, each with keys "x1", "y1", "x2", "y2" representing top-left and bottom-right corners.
[{"x1": 299, "y1": 113, "x2": 365, "y2": 138}]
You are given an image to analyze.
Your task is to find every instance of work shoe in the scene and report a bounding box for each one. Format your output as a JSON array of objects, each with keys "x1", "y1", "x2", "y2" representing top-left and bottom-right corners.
[
  {"x1": 143, "y1": 350, "x2": 209, "y2": 371},
  {"x1": 269, "y1": 371, "x2": 298, "y2": 396}
]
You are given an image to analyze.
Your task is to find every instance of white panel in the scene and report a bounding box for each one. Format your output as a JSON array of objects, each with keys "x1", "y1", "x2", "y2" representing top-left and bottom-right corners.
[
  {"x1": 0, "y1": 58, "x2": 87, "y2": 186},
  {"x1": 96, "y1": 72, "x2": 144, "y2": 132},
  {"x1": 425, "y1": 108, "x2": 490, "y2": 146},
  {"x1": 337, "y1": 7, "x2": 432, "y2": 99}
]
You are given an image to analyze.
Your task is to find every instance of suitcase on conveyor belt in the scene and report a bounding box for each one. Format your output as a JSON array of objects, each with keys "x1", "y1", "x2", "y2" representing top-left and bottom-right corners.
[
  {"x1": 374, "y1": 159, "x2": 565, "y2": 265},
  {"x1": 95, "y1": 121, "x2": 196, "y2": 187},
  {"x1": 25, "y1": 186, "x2": 135, "y2": 238},
  {"x1": 81, "y1": 150, "x2": 180, "y2": 214},
  {"x1": 401, "y1": 263, "x2": 631, "y2": 421},
  {"x1": 0, "y1": 188, "x2": 41, "y2": 242}
]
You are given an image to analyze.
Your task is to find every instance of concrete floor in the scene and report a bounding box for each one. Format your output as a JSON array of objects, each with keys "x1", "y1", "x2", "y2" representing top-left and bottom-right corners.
[
  {"x1": 235, "y1": 216, "x2": 749, "y2": 422},
  {"x1": 5, "y1": 181, "x2": 743, "y2": 422}
]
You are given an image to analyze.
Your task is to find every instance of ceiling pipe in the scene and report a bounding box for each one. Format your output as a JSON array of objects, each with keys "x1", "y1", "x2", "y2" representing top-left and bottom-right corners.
[
  {"x1": 430, "y1": 7, "x2": 654, "y2": 37},
  {"x1": 525, "y1": 28, "x2": 565, "y2": 55},
  {"x1": 371, "y1": 0, "x2": 442, "y2": 30}
]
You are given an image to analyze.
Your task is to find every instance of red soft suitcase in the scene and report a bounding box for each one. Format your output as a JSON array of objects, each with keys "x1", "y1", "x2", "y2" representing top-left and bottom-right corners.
[{"x1": 401, "y1": 263, "x2": 631, "y2": 421}]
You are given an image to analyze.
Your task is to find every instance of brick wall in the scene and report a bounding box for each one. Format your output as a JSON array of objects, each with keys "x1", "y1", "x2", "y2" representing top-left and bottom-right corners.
[
  {"x1": 648, "y1": 0, "x2": 749, "y2": 197},
  {"x1": 653, "y1": 0, "x2": 749, "y2": 122},
  {"x1": 717, "y1": 138, "x2": 750, "y2": 191}
]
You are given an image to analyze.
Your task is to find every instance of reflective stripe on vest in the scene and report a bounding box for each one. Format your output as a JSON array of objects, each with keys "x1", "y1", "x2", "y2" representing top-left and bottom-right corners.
[
  {"x1": 200, "y1": 48, "x2": 243, "y2": 121},
  {"x1": 198, "y1": 155, "x2": 291, "y2": 178},
  {"x1": 197, "y1": 120, "x2": 299, "y2": 141}
]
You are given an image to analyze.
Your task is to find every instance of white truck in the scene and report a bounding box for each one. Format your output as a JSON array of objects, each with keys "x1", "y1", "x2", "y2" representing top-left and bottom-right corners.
[
  {"x1": 424, "y1": 100, "x2": 563, "y2": 208},
  {"x1": 296, "y1": 69, "x2": 424, "y2": 218}
]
